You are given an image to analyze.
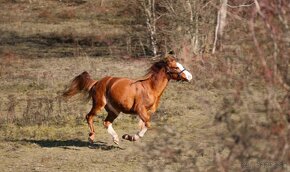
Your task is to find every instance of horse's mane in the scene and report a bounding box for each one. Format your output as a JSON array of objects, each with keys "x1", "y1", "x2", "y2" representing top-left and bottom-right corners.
[{"x1": 134, "y1": 60, "x2": 167, "y2": 82}]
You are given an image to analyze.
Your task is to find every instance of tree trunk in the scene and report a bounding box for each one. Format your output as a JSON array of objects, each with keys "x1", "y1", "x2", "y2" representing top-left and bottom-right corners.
[
  {"x1": 212, "y1": 0, "x2": 228, "y2": 54},
  {"x1": 140, "y1": 0, "x2": 158, "y2": 56}
]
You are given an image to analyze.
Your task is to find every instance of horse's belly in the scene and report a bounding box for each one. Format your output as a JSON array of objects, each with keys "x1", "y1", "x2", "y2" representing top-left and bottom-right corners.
[
  {"x1": 106, "y1": 79, "x2": 136, "y2": 113},
  {"x1": 106, "y1": 95, "x2": 135, "y2": 114}
]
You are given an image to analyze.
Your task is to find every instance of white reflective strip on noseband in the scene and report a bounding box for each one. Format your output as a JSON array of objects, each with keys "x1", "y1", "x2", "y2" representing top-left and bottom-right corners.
[{"x1": 176, "y1": 62, "x2": 193, "y2": 81}]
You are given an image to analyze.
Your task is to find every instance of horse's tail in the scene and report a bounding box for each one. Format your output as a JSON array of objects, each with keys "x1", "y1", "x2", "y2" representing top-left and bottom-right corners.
[{"x1": 63, "y1": 71, "x2": 97, "y2": 99}]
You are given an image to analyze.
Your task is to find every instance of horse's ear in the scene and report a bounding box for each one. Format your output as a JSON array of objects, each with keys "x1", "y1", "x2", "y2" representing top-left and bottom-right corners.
[
  {"x1": 165, "y1": 50, "x2": 176, "y2": 60},
  {"x1": 163, "y1": 56, "x2": 175, "y2": 65},
  {"x1": 167, "y1": 50, "x2": 177, "y2": 60},
  {"x1": 168, "y1": 50, "x2": 175, "y2": 55}
]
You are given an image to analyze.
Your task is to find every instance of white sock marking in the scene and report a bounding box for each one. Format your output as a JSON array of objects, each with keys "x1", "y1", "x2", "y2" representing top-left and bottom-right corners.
[
  {"x1": 133, "y1": 125, "x2": 148, "y2": 141},
  {"x1": 107, "y1": 124, "x2": 119, "y2": 141},
  {"x1": 138, "y1": 126, "x2": 148, "y2": 137}
]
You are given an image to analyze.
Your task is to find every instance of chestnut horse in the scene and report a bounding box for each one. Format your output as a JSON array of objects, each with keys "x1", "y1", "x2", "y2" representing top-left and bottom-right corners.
[{"x1": 63, "y1": 55, "x2": 192, "y2": 145}]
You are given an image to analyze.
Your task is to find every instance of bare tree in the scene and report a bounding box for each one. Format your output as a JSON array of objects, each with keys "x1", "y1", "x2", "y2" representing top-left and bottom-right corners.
[
  {"x1": 119, "y1": 0, "x2": 217, "y2": 57},
  {"x1": 186, "y1": 0, "x2": 199, "y2": 54},
  {"x1": 138, "y1": 0, "x2": 158, "y2": 56},
  {"x1": 212, "y1": 0, "x2": 228, "y2": 54}
]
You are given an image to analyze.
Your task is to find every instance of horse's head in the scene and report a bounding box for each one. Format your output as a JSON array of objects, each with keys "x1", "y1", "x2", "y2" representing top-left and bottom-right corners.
[{"x1": 163, "y1": 55, "x2": 192, "y2": 82}]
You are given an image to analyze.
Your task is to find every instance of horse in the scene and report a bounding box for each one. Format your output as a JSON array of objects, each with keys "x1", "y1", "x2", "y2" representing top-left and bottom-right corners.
[{"x1": 63, "y1": 54, "x2": 192, "y2": 145}]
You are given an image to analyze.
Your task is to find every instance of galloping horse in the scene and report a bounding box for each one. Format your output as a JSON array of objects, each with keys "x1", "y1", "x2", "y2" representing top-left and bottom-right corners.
[{"x1": 63, "y1": 54, "x2": 192, "y2": 145}]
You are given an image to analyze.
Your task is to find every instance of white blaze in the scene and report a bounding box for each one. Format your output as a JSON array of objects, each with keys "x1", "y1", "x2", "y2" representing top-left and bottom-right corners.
[{"x1": 176, "y1": 62, "x2": 192, "y2": 81}]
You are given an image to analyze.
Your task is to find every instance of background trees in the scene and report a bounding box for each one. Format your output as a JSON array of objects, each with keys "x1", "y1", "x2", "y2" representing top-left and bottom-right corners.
[{"x1": 118, "y1": 0, "x2": 290, "y2": 170}]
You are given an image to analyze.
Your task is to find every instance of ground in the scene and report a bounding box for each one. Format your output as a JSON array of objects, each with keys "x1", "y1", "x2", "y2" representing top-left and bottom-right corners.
[{"x1": 0, "y1": 57, "x2": 222, "y2": 172}]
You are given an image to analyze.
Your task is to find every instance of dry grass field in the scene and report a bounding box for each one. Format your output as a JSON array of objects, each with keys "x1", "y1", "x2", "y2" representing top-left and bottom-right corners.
[
  {"x1": 0, "y1": 55, "x2": 223, "y2": 171},
  {"x1": 0, "y1": 1, "x2": 223, "y2": 171},
  {"x1": 0, "y1": 0, "x2": 289, "y2": 172}
]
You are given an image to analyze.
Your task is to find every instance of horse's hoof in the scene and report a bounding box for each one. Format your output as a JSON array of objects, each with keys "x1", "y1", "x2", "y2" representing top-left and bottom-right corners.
[
  {"x1": 88, "y1": 133, "x2": 95, "y2": 144},
  {"x1": 122, "y1": 134, "x2": 129, "y2": 140},
  {"x1": 122, "y1": 134, "x2": 135, "y2": 141},
  {"x1": 88, "y1": 137, "x2": 94, "y2": 144}
]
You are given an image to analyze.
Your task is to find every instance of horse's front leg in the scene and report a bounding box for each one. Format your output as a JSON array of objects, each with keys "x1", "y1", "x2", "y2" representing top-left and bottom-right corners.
[
  {"x1": 122, "y1": 109, "x2": 150, "y2": 141},
  {"x1": 134, "y1": 119, "x2": 149, "y2": 140}
]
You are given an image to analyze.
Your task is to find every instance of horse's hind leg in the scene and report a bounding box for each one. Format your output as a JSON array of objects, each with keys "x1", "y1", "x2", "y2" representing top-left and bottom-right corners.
[
  {"x1": 86, "y1": 107, "x2": 97, "y2": 143},
  {"x1": 103, "y1": 109, "x2": 120, "y2": 145},
  {"x1": 86, "y1": 97, "x2": 105, "y2": 143}
]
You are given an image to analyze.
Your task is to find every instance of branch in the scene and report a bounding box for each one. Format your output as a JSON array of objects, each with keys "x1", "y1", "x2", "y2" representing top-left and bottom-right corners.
[{"x1": 227, "y1": 2, "x2": 254, "y2": 8}]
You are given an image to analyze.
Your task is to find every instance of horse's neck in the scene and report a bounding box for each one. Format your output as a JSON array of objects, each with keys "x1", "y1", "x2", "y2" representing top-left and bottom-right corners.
[{"x1": 146, "y1": 69, "x2": 169, "y2": 96}]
